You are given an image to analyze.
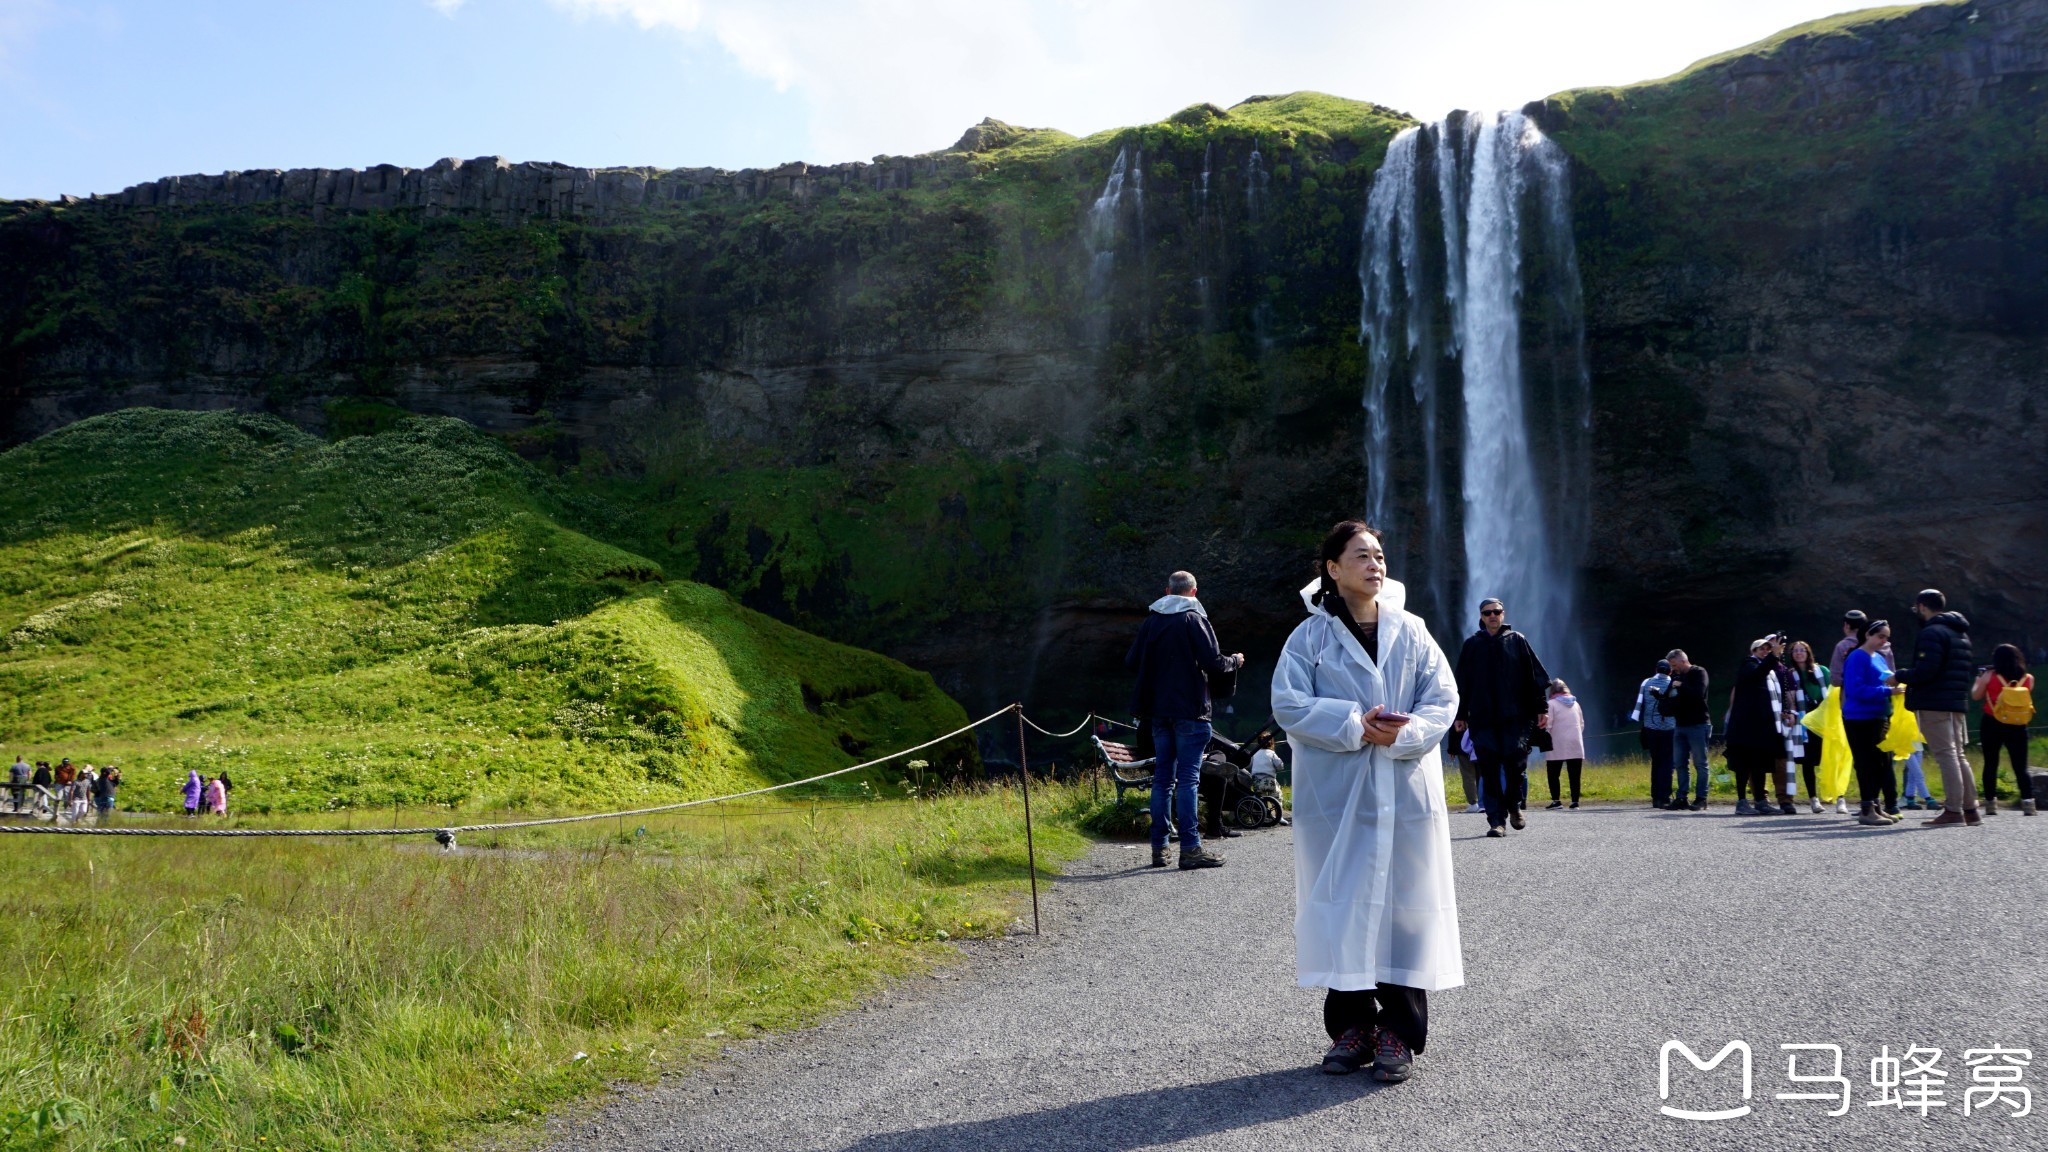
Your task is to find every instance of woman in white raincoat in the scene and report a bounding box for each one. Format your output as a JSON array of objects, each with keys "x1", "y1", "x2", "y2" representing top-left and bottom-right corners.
[{"x1": 1272, "y1": 521, "x2": 1461, "y2": 1082}]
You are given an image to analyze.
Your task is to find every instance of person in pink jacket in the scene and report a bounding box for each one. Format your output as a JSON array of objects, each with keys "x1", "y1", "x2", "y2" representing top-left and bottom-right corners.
[{"x1": 1543, "y1": 679, "x2": 1588, "y2": 809}]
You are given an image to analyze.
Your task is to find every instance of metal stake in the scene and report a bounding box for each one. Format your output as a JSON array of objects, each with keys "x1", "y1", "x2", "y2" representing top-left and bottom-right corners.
[{"x1": 1014, "y1": 704, "x2": 1041, "y2": 936}]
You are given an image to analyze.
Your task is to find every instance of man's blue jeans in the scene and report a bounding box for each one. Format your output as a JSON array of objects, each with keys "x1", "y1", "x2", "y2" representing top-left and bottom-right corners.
[
  {"x1": 1150, "y1": 718, "x2": 1211, "y2": 853},
  {"x1": 1673, "y1": 724, "x2": 1712, "y2": 801}
]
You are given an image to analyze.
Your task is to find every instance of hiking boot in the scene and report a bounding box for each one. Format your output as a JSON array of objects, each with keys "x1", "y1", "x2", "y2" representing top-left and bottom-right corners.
[
  {"x1": 1546, "y1": 800, "x2": 1563, "y2": 810},
  {"x1": 1486, "y1": 826, "x2": 1506, "y2": 838},
  {"x1": 1509, "y1": 809, "x2": 1526, "y2": 830},
  {"x1": 1373, "y1": 1028, "x2": 1414, "y2": 1083},
  {"x1": 1322, "y1": 1027, "x2": 1373, "y2": 1075},
  {"x1": 1735, "y1": 800, "x2": 1755, "y2": 816},
  {"x1": 1150, "y1": 846, "x2": 1167, "y2": 868},
  {"x1": 2023, "y1": 799, "x2": 2038, "y2": 816},
  {"x1": 1857, "y1": 803, "x2": 1892, "y2": 828},
  {"x1": 1689, "y1": 799, "x2": 1706, "y2": 811},
  {"x1": 1924, "y1": 809, "x2": 1966, "y2": 827},
  {"x1": 1179, "y1": 848, "x2": 1225, "y2": 870},
  {"x1": 1983, "y1": 798, "x2": 1998, "y2": 815},
  {"x1": 1965, "y1": 808, "x2": 1983, "y2": 827}
]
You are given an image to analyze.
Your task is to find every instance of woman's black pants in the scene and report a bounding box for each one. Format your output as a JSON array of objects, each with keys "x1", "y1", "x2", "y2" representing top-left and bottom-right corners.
[
  {"x1": 1842, "y1": 716, "x2": 1895, "y2": 807},
  {"x1": 1727, "y1": 745, "x2": 1774, "y2": 802},
  {"x1": 1325, "y1": 985, "x2": 1427, "y2": 1054},
  {"x1": 1546, "y1": 759, "x2": 1583, "y2": 803},
  {"x1": 1982, "y1": 716, "x2": 2034, "y2": 801}
]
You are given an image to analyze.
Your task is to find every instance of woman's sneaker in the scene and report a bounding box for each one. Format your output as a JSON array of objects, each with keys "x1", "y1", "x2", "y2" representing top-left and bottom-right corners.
[
  {"x1": 1810, "y1": 797, "x2": 1823, "y2": 814},
  {"x1": 1322, "y1": 1027, "x2": 1373, "y2": 1075},
  {"x1": 1373, "y1": 1029, "x2": 1414, "y2": 1083},
  {"x1": 1835, "y1": 797, "x2": 1850, "y2": 814},
  {"x1": 1546, "y1": 800, "x2": 1563, "y2": 810}
]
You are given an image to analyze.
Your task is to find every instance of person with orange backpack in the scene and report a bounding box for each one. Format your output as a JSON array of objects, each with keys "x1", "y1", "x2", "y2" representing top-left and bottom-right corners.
[{"x1": 1973, "y1": 643, "x2": 2036, "y2": 816}]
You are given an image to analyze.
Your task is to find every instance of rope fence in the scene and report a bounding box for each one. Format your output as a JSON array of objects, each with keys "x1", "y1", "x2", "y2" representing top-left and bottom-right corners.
[{"x1": 0, "y1": 705, "x2": 1018, "y2": 844}]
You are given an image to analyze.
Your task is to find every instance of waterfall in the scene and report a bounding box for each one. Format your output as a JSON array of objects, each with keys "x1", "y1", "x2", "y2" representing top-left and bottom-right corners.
[
  {"x1": 1197, "y1": 142, "x2": 1213, "y2": 218},
  {"x1": 1356, "y1": 110, "x2": 1590, "y2": 674},
  {"x1": 1086, "y1": 146, "x2": 1129, "y2": 299},
  {"x1": 1245, "y1": 142, "x2": 1268, "y2": 219}
]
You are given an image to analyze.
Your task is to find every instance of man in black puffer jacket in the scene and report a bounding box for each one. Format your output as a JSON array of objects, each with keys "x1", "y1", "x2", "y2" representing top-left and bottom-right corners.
[{"x1": 1893, "y1": 588, "x2": 1978, "y2": 825}]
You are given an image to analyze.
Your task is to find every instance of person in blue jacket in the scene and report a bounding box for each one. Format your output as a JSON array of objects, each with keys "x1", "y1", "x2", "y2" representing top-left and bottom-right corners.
[{"x1": 1840, "y1": 619, "x2": 1906, "y2": 826}]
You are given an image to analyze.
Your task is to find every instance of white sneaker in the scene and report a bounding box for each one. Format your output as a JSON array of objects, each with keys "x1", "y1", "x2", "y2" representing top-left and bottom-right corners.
[
  {"x1": 1465, "y1": 803, "x2": 1483, "y2": 814},
  {"x1": 1810, "y1": 797, "x2": 1822, "y2": 814},
  {"x1": 1834, "y1": 798, "x2": 1849, "y2": 814}
]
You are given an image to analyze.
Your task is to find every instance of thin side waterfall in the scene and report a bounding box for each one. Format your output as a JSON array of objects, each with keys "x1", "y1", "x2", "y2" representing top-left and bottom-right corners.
[
  {"x1": 1356, "y1": 110, "x2": 1590, "y2": 675},
  {"x1": 1086, "y1": 146, "x2": 1129, "y2": 299},
  {"x1": 1245, "y1": 142, "x2": 1268, "y2": 219},
  {"x1": 1197, "y1": 142, "x2": 1213, "y2": 217}
]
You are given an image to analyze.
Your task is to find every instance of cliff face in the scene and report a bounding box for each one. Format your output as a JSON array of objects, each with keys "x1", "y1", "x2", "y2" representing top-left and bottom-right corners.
[
  {"x1": 4, "y1": 4, "x2": 2046, "y2": 718},
  {"x1": 1544, "y1": 0, "x2": 2048, "y2": 668}
]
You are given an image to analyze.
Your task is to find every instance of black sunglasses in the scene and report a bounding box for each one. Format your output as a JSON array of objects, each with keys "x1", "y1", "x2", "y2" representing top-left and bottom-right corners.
[{"x1": 1480, "y1": 608, "x2": 1504, "y2": 616}]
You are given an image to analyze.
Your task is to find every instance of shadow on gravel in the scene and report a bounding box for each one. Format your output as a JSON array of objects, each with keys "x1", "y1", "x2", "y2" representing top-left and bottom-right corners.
[{"x1": 835, "y1": 1068, "x2": 1383, "y2": 1151}]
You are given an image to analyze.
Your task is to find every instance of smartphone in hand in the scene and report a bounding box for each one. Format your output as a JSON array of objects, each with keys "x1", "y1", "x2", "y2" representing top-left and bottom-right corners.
[{"x1": 1375, "y1": 711, "x2": 1413, "y2": 724}]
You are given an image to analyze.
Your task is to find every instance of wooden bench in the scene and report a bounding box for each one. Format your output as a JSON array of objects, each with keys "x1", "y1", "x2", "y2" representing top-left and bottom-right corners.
[{"x1": 1092, "y1": 736, "x2": 1157, "y2": 801}]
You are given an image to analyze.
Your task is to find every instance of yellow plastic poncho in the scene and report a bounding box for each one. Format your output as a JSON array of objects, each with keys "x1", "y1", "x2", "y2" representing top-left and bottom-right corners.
[
  {"x1": 1800, "y1": 688, "x2": 1853, "y2": 802},
  {"x1": 1882, "y1": 696, "x2": 1924, "y2": 757}
]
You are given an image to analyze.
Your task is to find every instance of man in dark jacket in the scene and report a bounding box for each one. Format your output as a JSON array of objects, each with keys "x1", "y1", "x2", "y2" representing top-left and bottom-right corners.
[
  {"x1": 1892, "y1": 588, "x2": 1979, "y2": 825},
  {"x1": 1127, "y1": 570, "x2": 1243, "y2": 870},
  {"x1": 1453, "y1": 598, "x2": 1550, "y2": 837},
  {"x1": 1664, "y1": 650, "x2": 1711, "y2": 810}
]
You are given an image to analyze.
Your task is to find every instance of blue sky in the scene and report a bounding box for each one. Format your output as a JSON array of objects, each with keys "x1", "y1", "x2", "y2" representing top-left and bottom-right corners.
[{"x1": 3, "y1": 0, "x2": 1876, "y2": 201}]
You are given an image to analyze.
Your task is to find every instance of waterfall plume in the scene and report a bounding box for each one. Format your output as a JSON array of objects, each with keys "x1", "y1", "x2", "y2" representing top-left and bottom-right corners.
[{"x1": 1357, "y1": 111, "x2": 1591, "y2": 675}]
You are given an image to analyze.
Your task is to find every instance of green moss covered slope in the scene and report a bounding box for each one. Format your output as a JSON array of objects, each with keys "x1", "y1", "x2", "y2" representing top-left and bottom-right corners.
[{"x1": 0, "y1": 409, "x2": 975, "y2": 813}]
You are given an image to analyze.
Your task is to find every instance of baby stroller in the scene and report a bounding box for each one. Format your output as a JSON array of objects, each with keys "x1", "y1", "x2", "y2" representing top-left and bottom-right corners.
[{"x1": 1202, "y1": 732, "x2": 1284, "y2": 829}]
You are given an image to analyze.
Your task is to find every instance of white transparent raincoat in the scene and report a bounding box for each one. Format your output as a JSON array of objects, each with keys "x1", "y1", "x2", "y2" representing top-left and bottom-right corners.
[{"x1": 1273, "y1": 578, "x2": 1464, "y2": 991}]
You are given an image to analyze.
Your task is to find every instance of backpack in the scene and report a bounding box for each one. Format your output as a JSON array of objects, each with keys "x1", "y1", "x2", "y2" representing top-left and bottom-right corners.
[{"x1": 1990, "y1": 676, "x2": 2035, "y2": 726}]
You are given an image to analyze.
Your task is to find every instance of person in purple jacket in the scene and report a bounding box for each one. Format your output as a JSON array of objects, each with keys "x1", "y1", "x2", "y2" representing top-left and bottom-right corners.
[
  {"x1": 1840, "y1": 619, "x2": 1906, "y2": 827},
  {"x1": 182, "y1": 769, "x2": 203, "y2": 817}
]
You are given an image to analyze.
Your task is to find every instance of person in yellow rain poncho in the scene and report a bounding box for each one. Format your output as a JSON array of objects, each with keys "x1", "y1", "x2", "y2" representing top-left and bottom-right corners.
[
  {"x1": 1800, "y1": 679, "x2": 1854, "y2": 809},
  {"x1": 1789, "y1": 641, "x2": 1833, "y2": 813}
]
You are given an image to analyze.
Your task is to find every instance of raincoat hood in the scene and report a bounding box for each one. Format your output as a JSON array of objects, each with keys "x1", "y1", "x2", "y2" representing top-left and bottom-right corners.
[
  {"x1": 1148, "y1": 594, "x2": 1207, "y2": 617},
  {"x1": 1297, "y1": 577, "x2": 1407, "y2": 618}
]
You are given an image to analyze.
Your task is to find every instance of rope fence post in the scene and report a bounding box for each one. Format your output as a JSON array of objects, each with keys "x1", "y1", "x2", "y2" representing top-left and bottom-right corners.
[{"x1": 1013, "y1": 704, "x2": 1041, "y2": 936}]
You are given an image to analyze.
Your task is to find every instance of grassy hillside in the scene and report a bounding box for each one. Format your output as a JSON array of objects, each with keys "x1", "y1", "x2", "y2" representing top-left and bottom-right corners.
[{"x1": 0, "y1": 408, "x2": 977, "y2": 814}]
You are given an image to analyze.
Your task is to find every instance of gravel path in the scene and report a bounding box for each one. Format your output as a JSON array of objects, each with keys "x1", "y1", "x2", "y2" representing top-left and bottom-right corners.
[{"x1": 551, "y1": 804, "x2": 2048, "y2": 1150}]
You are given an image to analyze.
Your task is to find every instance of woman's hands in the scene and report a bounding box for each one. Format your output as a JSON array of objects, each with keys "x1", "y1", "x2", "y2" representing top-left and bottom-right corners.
[{"x1": 1360, "y1": 705, "x2": 1411, "y2": 747}]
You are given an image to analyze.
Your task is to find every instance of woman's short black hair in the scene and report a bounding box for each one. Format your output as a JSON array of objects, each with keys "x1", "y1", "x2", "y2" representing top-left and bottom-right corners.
[
  {"x1": 1311, "y1": 520, "x2": 1380, "y2": 607},
  {"x1": 1859, "y1": 619, "x2": 1890, "y2": 645},
  {"x1": 1993, "y1": 643, "x2": 2028, "y2": 682}
]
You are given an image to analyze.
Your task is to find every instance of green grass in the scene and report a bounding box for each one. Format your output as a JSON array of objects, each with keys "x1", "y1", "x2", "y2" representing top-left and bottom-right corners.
[
  {"x1": 0, "y1": 409, "x2": 977, "y2": 813},
  {"x1": 0, "y1": 786, "x2": 1093, "y2": 1151}
]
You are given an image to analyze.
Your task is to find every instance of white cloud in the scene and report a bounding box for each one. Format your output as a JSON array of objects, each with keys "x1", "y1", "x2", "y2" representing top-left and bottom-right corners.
[{"x1": 554, "y1": 0, "x2": 1881, "y2": 163}]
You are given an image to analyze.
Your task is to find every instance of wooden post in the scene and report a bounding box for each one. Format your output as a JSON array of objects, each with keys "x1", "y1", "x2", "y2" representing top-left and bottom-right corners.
[{"x1": 1013, "y1": 705, "x2": 1041, "y2": 936}]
